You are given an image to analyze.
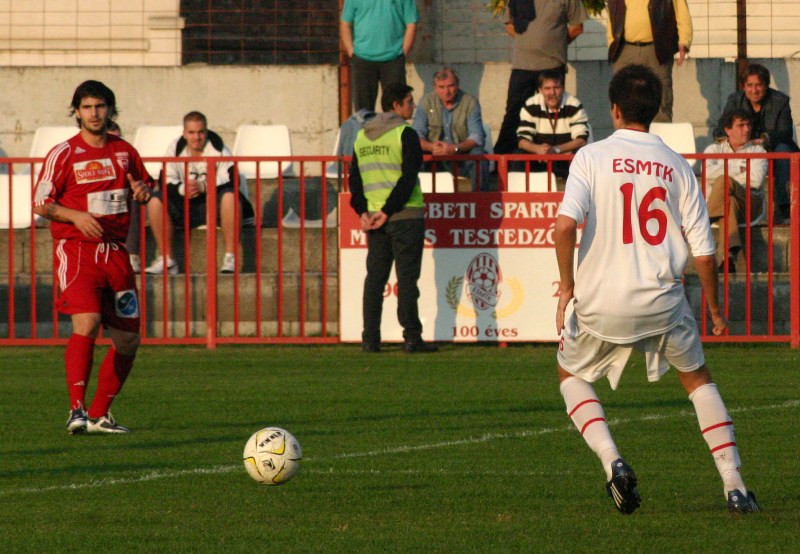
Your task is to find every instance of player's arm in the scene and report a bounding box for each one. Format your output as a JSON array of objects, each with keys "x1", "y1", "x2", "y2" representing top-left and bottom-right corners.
[
  {"x1": 554, "y1": 214, "x2": 578, "y2": 333},
  {"x1": 34, "y1": 202, "x2": 104, "y2": 239},
  {"x1": 694, "y1": 255, "x2": 728, "y2": 335}
]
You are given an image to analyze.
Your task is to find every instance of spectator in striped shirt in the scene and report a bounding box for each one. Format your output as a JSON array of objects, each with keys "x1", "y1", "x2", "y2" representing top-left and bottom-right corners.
[{"x1": 515, "y1": 70, "x2": 590, "y2": 187}]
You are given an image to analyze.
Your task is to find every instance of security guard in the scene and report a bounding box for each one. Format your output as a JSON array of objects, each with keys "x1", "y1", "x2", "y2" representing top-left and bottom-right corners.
[{"x1": 349, "y1": 83, "x2": 438, "y2": 354}]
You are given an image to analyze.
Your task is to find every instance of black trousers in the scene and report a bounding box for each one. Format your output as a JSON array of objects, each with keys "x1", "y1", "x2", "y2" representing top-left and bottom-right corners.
[
  {"x1": 494, "y1": 66, "x2": 565, "y2": 154},
  {"x1": 362, "y1": 218, "x2": 425, "y2": 345},
  {"x1": 351, "y1": 54, "x2": 407, "y2": 112}
]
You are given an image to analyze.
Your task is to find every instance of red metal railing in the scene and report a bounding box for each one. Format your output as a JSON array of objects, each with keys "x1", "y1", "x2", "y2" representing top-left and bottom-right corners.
[{"x1": 2, "y1": 153, "x2": 798, "y2": 347}]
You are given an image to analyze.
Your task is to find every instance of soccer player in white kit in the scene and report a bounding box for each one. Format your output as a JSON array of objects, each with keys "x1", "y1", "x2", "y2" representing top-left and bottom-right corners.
[{"x1": 554, "y1": 65, "x2": 759, "y2": 514}]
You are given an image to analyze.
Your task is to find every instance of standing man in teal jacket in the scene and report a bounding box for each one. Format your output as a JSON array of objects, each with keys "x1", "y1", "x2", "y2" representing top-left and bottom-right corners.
[
  {"x1": 349, "y1": 83, "x2": 438, "y2": 354},
  {"x1": 340, "y1": 0, "x2": 419, "y2": 112}
]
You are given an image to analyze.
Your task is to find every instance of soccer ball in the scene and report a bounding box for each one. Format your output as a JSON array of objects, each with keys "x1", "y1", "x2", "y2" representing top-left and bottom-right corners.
[{"x1": 243, "y1": 427, "x2": 302, "y2": 485}]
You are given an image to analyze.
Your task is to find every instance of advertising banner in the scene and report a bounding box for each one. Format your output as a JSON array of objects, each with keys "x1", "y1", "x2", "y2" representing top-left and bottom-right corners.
[{"x1": 339, "y1": 192, "x2": 573, "y2": 342}]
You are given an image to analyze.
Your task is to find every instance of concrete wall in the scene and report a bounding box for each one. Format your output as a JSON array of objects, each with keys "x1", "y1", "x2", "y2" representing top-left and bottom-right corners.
[
  {"x1": 0, "y1": 65, "x2": 341, "y2": 161},
  {"x1": 2, "y1": 59, "x2": 799, "y2": 162}
]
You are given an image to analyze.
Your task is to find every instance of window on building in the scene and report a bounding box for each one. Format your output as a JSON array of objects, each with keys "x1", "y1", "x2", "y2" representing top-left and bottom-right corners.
[{"x1": 180, "y1": 0, "x2": 339, "y2": 65}]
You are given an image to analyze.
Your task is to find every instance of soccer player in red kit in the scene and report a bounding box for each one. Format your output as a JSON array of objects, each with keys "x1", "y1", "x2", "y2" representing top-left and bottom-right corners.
[{"x1": 33, "y1": 80, "x2": 154, "y2": 434}]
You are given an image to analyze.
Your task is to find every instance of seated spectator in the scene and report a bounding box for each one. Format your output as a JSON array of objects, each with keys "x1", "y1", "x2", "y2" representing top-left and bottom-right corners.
[
  {"x1": 705, "y1": 109, "x2": 767, "y2": 273},
  {"x1": 715, "y1": 63, "x2": 797, "y2": 223},
  {"x1": 515, "y1": 69, "x2": 589, "y2": 187},
  {"x1": 145, "y1": 111, "x2": 254, "y2": 274},
  {"x1": 330, "y1": 107, "x2": 376, "y2": 177},
  {"x1": 412, "y1": 67, "x2": 489, "y2": 191}
]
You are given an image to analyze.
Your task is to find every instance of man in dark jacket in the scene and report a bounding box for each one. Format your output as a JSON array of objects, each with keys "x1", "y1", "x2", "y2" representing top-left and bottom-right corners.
[{"x1": 715, "y1": 64, "x2": 797, "y2": 222}]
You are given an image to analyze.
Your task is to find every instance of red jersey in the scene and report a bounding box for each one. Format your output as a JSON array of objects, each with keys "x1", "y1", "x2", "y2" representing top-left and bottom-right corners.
[{"x1": 33, "y1": 132, "x2": 153, "y2": 242}]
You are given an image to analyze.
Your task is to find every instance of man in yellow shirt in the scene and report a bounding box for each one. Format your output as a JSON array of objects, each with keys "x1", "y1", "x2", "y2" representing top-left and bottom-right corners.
[{"x1": 606, "y1": 0, "x2": 692, "y2": 122}]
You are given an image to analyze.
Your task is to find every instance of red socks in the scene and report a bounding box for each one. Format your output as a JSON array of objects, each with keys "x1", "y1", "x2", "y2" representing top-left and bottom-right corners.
[
  {"x1": 88, "y1": 347, "x2": 135, "y2": 419},
  {"x1": 65, "y1": 333, "x2": 95, "y2": 410}
]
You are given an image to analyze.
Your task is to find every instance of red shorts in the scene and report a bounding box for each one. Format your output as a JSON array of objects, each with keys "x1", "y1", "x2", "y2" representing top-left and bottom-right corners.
[{"x1": 54, "y1": 239, "x2": 140, "y2": 333}]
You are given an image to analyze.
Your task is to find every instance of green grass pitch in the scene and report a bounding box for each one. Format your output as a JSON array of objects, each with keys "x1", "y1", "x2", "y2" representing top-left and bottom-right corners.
[{"x1": 1, "y1": 344, "x2": 798, "y2": 552}]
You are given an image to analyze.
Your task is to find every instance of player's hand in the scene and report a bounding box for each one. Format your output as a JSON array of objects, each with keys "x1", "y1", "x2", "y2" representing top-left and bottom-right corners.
[
  {"x1": 711, "y1": 313, "x2": 728, "y2": 336},
  {"x1": 359, "y1": 212, "x2": 371, "y2": 231},
  {"x1": 128, "y1": 173, "x2": 151, "y2": 203},
  {"x1": 368, "y1": 211, "x2": 388, "y2": 230},
  {"x1": 72, "y1": 212, "x2": 104, "y2": 239},
  {"x1": 555, "y1": 286, "x2": 573, "y2": 335}
]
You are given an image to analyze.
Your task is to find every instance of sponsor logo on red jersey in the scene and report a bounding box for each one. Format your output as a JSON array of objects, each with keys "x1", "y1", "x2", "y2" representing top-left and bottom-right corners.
[
  {"x1": 73, "y1": 158, "x2": 116, "y2": 184},
  {"x1": 114, "y1": 151, "x2": 130, "y2": 171}
]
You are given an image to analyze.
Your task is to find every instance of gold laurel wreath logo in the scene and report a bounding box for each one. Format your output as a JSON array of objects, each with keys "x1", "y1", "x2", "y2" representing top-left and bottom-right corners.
[{"x1": 446, "y1": 276, "x2": 525, "y2": 320}]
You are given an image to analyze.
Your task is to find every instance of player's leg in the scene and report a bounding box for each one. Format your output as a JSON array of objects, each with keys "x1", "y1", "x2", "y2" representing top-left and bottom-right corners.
[
  {"x1": 557, "y1": 316, "x2": 640, "y2": 514},
  {"x1": 558, "y1": 367, "x2": 621, "y2": 478},
  {"x1": 664, "y1": 311, "x2": 759, "y2": 512},
  {"x1": 86, "y1": 326, "x2": 138, "y2": 434},
  {"x1": 56, "y1": 240, "x2": 103, "y2": 433},
  {"x1": 678, "y1": 368, "x2": 758, "y2": 512},
  {"x1": 362, "y1": 226, "x2": 393, "y2": 351},
  {"x1": 65, "y1": 312, "x2": 102, "y2": 433},
  {"x1": 86, "y1": 251, "x2": 141, "y2": 433}
]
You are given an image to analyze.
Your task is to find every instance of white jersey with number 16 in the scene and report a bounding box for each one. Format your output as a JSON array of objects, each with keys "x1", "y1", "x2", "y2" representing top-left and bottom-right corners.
[{"x1": 558, "y1": 129, "x2": 715, "y2": 343}]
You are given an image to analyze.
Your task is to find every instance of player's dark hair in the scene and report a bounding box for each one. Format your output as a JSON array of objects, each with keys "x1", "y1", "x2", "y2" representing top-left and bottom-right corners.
[
  {"x1": 537, "y1": 69, "x2": 565, "y2": 89},
  {"x1": 739, "y1": 63, "x2": 770, "y2": 87},
  {"x1": 381, "y1": 83, "x2": 413, "y2": 112},
  {"x1": 183, "y1": 111, "x2": 208, "y2": 127},
  {"x1": 608, "y1": 64, "x2": 662, "y2": 127},
  {"x1": 720, "y1": 108, "x2": 752, "y2": 131},
  {"x1": 70, "y1": 80, "x2": 118, "y2": 125}
]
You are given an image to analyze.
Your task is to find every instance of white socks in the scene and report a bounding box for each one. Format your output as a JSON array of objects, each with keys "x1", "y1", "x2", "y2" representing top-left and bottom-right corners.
[
  {"x1": 560, "y1": 377, "x2": 620, "y2": 480},
  {"x1": 689, "y1": 383, "x2": 747, "y2": 496}
]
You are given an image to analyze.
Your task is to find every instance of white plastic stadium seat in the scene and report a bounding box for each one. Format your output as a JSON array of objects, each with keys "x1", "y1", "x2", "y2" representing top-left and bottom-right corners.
[
  {"x1": 0, "y1": 174, "x2": 33, "y2": 228},
  {"x1": 23, "y1": 126, "x2": 78, "y2": 176},
  {"x1": 132, "y1": 125, "x2": 184, "y2": 179},
  {"x1": 233, "y1": 125, "x2": 294, "y2": 179},
  {"x1": 506, "y1": 171, "x2": 550, "y2": 192},
  {"x1": 418, "y1": 172, "x2": 455, "y2": 193},
  {"x1": 325, "y1": 128, "x2": 341, "y2": 179},
  {"x1": 649, "y1": 122, "x2": 696, "y2": 170}
]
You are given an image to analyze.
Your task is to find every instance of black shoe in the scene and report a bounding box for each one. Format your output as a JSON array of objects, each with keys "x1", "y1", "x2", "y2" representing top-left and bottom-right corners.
[
  {"x1": 606, "y1": 458, "x2": 641, "y2": 515},
  {"x1": 728, "y1": 489, "x2": 760, "y2": 514},
  {"x1": 718, "y1": 257, "x2": 736, "y2": 274},
  {"x1": 66, "y1": 408, "x2": 87, "y2": 435},
  {"x1": 403, "y1": 339, "x2": 439, "y2": 353},
  {"x1": 361, "y1": 342, "x2": 381, "y2": 353}
]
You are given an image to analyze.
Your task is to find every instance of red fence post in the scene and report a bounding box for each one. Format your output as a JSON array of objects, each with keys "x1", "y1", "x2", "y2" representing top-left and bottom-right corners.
[
  {"x1": 206, "y1": 162, "x2": 218, "y2": 349},
  {"x1": 790, "y1": 154, "x2": 799, "y2": 348}
]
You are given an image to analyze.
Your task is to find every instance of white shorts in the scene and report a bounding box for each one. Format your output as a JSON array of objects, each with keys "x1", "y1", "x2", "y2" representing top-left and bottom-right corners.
[{"x1": 556, "y1": 302, "x2": 705, "y2": 390}]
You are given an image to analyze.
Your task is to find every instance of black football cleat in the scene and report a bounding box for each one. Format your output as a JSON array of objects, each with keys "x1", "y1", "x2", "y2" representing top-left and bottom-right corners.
[
  {"x1": 606, "y1": 458, "x2": 641, "y2": 515},
  {"x1": 727, "y1": 489, "x2": 760, "y2": 514},
  {"x1": 66, "y1": 408, "x2": 88, "y2": 435}
]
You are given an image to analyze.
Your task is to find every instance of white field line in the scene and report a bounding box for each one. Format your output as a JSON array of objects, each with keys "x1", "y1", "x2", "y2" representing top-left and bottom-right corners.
[{"x1": 1, "y1": 399, "x2": 796, "y2": 497}]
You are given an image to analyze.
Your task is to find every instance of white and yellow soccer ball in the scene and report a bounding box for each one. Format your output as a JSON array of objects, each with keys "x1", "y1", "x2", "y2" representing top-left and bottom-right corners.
[{"x1": 243, "y1": 427, "x2": 302, "y2": 485}]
